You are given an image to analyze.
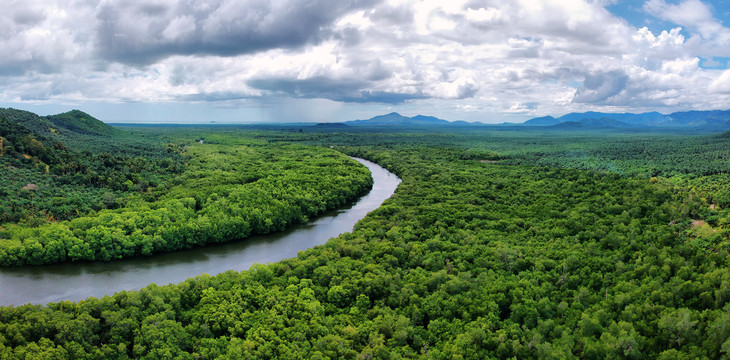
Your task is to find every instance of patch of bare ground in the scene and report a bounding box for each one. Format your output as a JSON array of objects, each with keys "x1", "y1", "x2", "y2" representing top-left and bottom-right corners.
[
  {"x1": 691, "y1": 219, "x2": 708, "y2": 228},
  {"x1": 688, "y1": 219, "x2": 718, "y2": 243}
]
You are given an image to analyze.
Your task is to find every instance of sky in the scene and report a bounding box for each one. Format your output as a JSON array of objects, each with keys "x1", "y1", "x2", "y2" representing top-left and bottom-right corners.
[{"x1": 1, "y1": 0, "x2": 730, "y2": 124}]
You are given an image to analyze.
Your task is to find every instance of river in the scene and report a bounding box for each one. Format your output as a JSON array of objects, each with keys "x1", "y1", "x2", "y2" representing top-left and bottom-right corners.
[{"x1": 0, "y1": 157, "x2": 400, "y2": 306}]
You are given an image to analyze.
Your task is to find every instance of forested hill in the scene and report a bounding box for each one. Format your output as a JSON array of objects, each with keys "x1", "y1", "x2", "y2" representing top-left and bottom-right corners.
[
  {"x1": 0, "y1": 108, "x2": 116, "y2": 147},
  {"x1": 0, "y1": 108, "x2": 182, "y2": 225},
  {"x1": 45, "y1": 110, "x2": 117, "y2": 136}
]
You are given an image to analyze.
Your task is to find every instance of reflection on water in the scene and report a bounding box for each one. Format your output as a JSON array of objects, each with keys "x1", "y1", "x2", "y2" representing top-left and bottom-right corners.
[{"x1": 0, "y1": 157, "x2": 400, "y2": 306}]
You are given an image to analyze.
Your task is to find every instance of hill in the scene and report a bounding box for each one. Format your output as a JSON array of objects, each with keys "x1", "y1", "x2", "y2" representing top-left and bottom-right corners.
[
  {"x1": 45, "y1": 109, "x2": 117, "y2": 136},
  {"x1": 0, "y1": 108, "x2": 182, "y2": 224},
  {"x1": 0, "y1": 108, "x2": 116, "y2": 143},
  {"x1": 0, "y1": 108, "x2": 56, "y2": 143}
]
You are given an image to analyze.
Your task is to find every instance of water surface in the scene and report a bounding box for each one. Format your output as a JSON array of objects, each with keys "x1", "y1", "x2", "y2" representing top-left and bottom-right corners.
[{"x1": 0, "y1": 157, "x2": 400, "y2": 306}]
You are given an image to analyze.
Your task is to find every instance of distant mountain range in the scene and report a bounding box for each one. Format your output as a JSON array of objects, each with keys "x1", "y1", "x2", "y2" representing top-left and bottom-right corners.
[
  {"x1": 333, "y1": 110, "x2": 730, "y2": 130},
  {"x1": 519, "y1": 110, "x2": 730, "y2": 129}
]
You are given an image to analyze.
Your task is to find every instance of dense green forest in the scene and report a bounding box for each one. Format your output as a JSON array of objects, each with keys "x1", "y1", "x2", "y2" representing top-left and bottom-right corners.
[
  {"x1": 1, "y1": 119, "x2": 729, "y2": 358},
  {"x1": 274, "y1": 128, "x2": 730, "y2": 178},
  {"x1": 0, "y1": 108, "x2": 183, "y2": 225},
  {"x1": 0, "y1": 113, "x2": 372, "y2": 265}
]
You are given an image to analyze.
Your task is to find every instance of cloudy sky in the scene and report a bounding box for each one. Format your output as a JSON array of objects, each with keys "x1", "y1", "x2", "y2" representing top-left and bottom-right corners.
[{"x1": 1, "y1": 0, "x2": 729, "y2": 123}]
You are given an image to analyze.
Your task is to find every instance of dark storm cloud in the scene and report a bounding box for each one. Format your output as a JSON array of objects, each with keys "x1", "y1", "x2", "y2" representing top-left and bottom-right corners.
[
  {"x1": 248, "y1": 76, "x2": 426, "y2": 104},
  {"x1": 95, "y1": 0, "x2": 381, "y2": 65},
  {"x1": 572, "y1": 70, "x2": 629, "y2": 103}
]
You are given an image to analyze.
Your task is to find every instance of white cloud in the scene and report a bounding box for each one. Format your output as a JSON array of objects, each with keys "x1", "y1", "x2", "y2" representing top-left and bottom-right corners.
[
  {"x1": 709, "y1": 69, "x2": 730, "y2": 93},
  {"x1": 644, "y1": 0, "x2": 727, "y2": 39},
  {"x1": 0, "y1": 2, "x2": 93, "y2": 75},
  {"x1": 466, "y1": 7, "x2": 504, "y2": 24},
  {"x1": 506, "y1": 102, "x2": 537, "y2": 113},
  {"x1": 633, "y1": 27, "x2": 685, "y2": 49},
  {"x1": 1, "y1": 0, "x2": 730, "y2": 122},
  {"x1": 661, "y1": 57, "x2": 700, "y2": 75}
]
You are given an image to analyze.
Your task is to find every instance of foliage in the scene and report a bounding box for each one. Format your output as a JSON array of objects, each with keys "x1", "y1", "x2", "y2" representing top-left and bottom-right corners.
[
  {"x1": 274, "y1": 126, "x2": 730, "y2": 250},
  {"x1": 0, "y1": 139, "x2": 372, "y2": 266},
  {"x1": 0, "y1": 108, "x2": 183, "y2": 224},
  {"x1": 262, "y1": 126, "x2": 730, "y2": 178},
  {"x1": 45, "y1": 110, "x2": 118, "y2": 137},
  {"x1": 1, "y1": 127, "x2": 728, "y2": 359}
]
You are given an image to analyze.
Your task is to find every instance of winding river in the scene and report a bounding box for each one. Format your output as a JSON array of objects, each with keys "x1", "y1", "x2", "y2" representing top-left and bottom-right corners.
[{"x1": 0, "y1": 157, "x2": 400, "y2": 306}]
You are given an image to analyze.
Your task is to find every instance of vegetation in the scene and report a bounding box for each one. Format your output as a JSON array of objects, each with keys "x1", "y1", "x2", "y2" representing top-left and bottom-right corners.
[
  {"x1": 0, "y1": 108, "x2": 183, "y2": 224},
  {"x1": 1, "y1": 118, "x2": 729, "y2": 358},
  {"x1": 267, "y1": 127, "x2": 730, "y2": 178},
  {"x1": 0, "y1": 135, "x2": 372, "y2": 265}
]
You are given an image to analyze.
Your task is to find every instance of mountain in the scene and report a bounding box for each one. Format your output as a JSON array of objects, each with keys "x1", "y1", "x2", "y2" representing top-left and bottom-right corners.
[
  {"x1": 411, "y1": 115, "x2": 450, "y2": 124},
  {"x1": 451, "y1": 120, "x2": 475, "y2": 125},
  {"x1": 549, "y1": 118, "x2": 632, "y2": 129},
  {"x1": 668, "y1": 110, "x2": 730, "y2": 128},
  {"x1": 548, "y1": 121, "x2": 589, "y2": 129},
  {"x1": 345, "y1": 112, "x2": 453, "y2": 127},
  {"x1": 555, "y1": 111, "x2": 665, "y2": 126},
  {"x1": 524, "y1": 110, "x2": 730, "y2": 129},
  {"x1": 523, "y1": 116, "x2": 560, "y2": 126},
  {"x1": 575, "y1": 118, "x2": 632, "y2": 128}
]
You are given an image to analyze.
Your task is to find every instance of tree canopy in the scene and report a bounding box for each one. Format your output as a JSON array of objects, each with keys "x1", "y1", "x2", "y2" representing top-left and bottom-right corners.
[{"x1": 1, "y1": 121, "x2": 728, "y2": 358}]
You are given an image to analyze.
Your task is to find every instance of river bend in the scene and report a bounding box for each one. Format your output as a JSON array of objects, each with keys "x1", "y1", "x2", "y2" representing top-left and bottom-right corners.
[{"x1": 0, "y1": 157, "x2": 400, "y2": 306}]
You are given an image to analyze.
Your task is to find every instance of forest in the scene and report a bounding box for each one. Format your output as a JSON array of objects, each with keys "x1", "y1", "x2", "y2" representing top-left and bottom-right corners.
[
  {"x1": 0, "y1": 108, "x2": 184, "y2": 225},
  {"x1": 0, "y1": 110, "x2": 372, "y2": 265},
  {"x1": 1, "y1": 109, "x2": 729, "y2": 359}
]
